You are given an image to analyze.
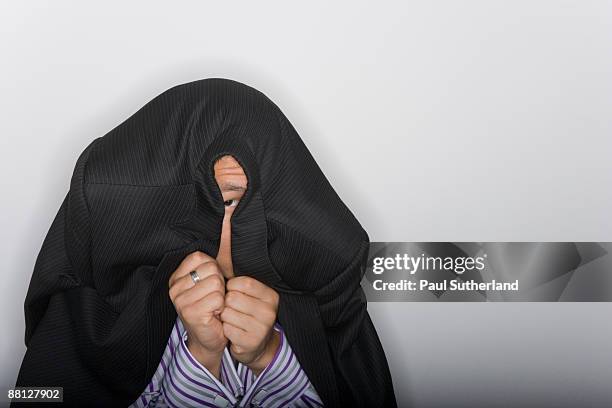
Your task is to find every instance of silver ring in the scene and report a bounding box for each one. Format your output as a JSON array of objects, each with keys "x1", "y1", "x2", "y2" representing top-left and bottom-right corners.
[{"x1": 189, "y1": 270, "x2": 201, "y2": 284}]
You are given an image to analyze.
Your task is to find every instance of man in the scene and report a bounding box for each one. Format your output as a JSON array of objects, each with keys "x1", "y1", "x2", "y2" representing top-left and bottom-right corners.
[
  {"x1": 14, "y1": 78, "x2": 396, "y2": 407},
  {"x1": 133, "y1": 155, "x2": 323, "y2": 407}
]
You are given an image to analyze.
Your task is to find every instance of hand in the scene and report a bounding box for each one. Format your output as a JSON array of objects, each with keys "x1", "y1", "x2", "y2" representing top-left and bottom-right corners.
[
  {"x1": 221, "y1": 276, "x2": 280, "y2": 375},
  {"x1": 168, "y1": 251, "x2": 227, "y2": 377}
]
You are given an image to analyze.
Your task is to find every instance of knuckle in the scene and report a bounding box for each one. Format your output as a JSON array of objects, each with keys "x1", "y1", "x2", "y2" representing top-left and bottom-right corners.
[
  {"x1": 169, "y1": 286, "x2": 178, "y2": 302},
  {"x1": 173, "y1": 294, "x2": 183, "y2": 309},
  {"x1": 225, "y1": 291, "x2": 236, "y2": 305},
  {"x1": 207, "y1": 276, "x2": 223, "y2": 291},
  {"x1": 220, "y1": 305, "x2": 231, "y2": 318},
  {"x1": 263, "y1": 309, "x2": 276, "y2": 324},
  {"x1": 189, "y1": 251, "x2": 209, "y2": 264},
  {"x1": 177, "y1": 302, "x2": 189, "y2": 316},
  {"x1": 210, "y1": 292, "x2": 224, "y2": 308},
  {"x1": 206, "y1": 262, "x2": 223, "y2": 275},
  {"x1": 198, "y1": 312, "x2": 211, "y2": 326},
  {"x1": 174, "y1": 293, "x2": 191, "y2": 314},
  {"x1": 168, "y1": 272, "x2": 179, "y2": 288}
]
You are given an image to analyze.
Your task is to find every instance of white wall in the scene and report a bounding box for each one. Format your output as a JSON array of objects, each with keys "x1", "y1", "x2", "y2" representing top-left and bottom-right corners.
[{"x1": 1, "y1": 1, "x2": 611, "y2": 406}]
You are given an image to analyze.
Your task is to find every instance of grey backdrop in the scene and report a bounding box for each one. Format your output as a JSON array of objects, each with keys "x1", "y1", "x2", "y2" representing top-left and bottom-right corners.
[{"x1": 1, "y1": 1, "x2": 611, "y2": 407}]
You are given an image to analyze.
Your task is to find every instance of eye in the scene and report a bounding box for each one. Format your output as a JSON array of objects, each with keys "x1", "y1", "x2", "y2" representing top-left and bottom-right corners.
[{"x1": 224, "y1": 199, "x2": 239, "y2": 208}]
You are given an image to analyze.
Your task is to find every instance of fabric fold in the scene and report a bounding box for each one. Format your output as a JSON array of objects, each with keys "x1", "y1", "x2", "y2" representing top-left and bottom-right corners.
[{"x1": 14, "y1": 78, "x2": 396, "y2": 407}]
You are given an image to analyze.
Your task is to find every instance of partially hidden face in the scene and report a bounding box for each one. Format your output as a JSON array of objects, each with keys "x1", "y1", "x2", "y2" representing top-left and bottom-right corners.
[{"x1": 213, "y1": 155, "x2": 248, "y2": 279}]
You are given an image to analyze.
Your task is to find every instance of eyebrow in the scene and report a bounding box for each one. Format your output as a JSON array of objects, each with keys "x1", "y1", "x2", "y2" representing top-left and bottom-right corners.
[{"x1": 220, "y1": 182, "x2": 247, "y2": 192}]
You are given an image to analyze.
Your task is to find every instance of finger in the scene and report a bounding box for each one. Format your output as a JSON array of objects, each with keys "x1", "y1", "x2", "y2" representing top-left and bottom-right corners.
[
  {"x1": 225, "y1": 291, "x2": 275, "y2": 324},
  {"x1": 169, "y1": 262, "x2": 224, "y2": 300},
  {"x1": 173, "y1": 274, "x2": 225, "y2": 309},
  {"x1": 220, "y1": 306, "x2": 263, "y2": 333},
  {"x1": 193, "y1": 261, "x2": 224, "y2": 281},
  {"x1": 182, "y1": 291, "x2": 225, "y2": 324},
  {"x1": 168, "y1": 251, "x2": 216, "y2": 287},
  {"x1": 226, "y1": 276, "x2": 277, "y2": 305},
  {"x1": 222, "y1": 322, "x2": 248, "y2": 347}
]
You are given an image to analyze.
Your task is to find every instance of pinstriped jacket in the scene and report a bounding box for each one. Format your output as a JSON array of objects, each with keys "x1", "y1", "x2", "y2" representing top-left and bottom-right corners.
[{"x1": 14, "y1": 78, "x2": 397, "y2": 407}]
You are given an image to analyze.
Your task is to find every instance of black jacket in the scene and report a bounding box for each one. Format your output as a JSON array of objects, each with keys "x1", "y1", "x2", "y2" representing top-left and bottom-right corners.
[{"x1": 14, "y1": 78, "x2": 397, "y2": 407}]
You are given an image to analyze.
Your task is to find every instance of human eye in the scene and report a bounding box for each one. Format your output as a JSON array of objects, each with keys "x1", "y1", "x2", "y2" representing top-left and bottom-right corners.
[{"x1": 224, "y1": 199, "x2": 239, "y2": 208}]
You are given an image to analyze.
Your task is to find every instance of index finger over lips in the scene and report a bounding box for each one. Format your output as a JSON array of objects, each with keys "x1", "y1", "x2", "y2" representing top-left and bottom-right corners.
[{"x1": 169, "y1": 250, "x2": 217, "y2": 288}]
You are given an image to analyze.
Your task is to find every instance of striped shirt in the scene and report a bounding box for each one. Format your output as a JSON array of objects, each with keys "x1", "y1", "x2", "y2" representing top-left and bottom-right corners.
[{"x1": 130, "y1": 317, "x2": 324, "y2": 408}]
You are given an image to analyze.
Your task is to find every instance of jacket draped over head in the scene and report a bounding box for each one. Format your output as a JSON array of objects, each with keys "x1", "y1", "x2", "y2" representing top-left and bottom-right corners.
[{"x1": 15, "y1": 78, "x2": 397, "y2": 407}]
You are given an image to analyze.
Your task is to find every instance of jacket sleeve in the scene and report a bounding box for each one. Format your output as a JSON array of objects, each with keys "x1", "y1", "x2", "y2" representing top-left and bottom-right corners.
[
  {"x1": 21, "y1": 192, "x2": 80, "y2": 347},
  {"x1": 314, "y1": 241, "x2": 397, "y2": 408},
  {"x1": 12, "y1": 139, "x2": 131, "y2": 405},
  {"x1": 21, "y1": 139, "x2": 100, "y2": 347}
]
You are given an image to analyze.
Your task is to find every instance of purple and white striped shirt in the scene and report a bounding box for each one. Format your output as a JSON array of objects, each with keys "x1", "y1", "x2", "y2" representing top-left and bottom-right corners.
[{"x1": 130, "y1": 317, "x2": 323, "y2": 408}]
